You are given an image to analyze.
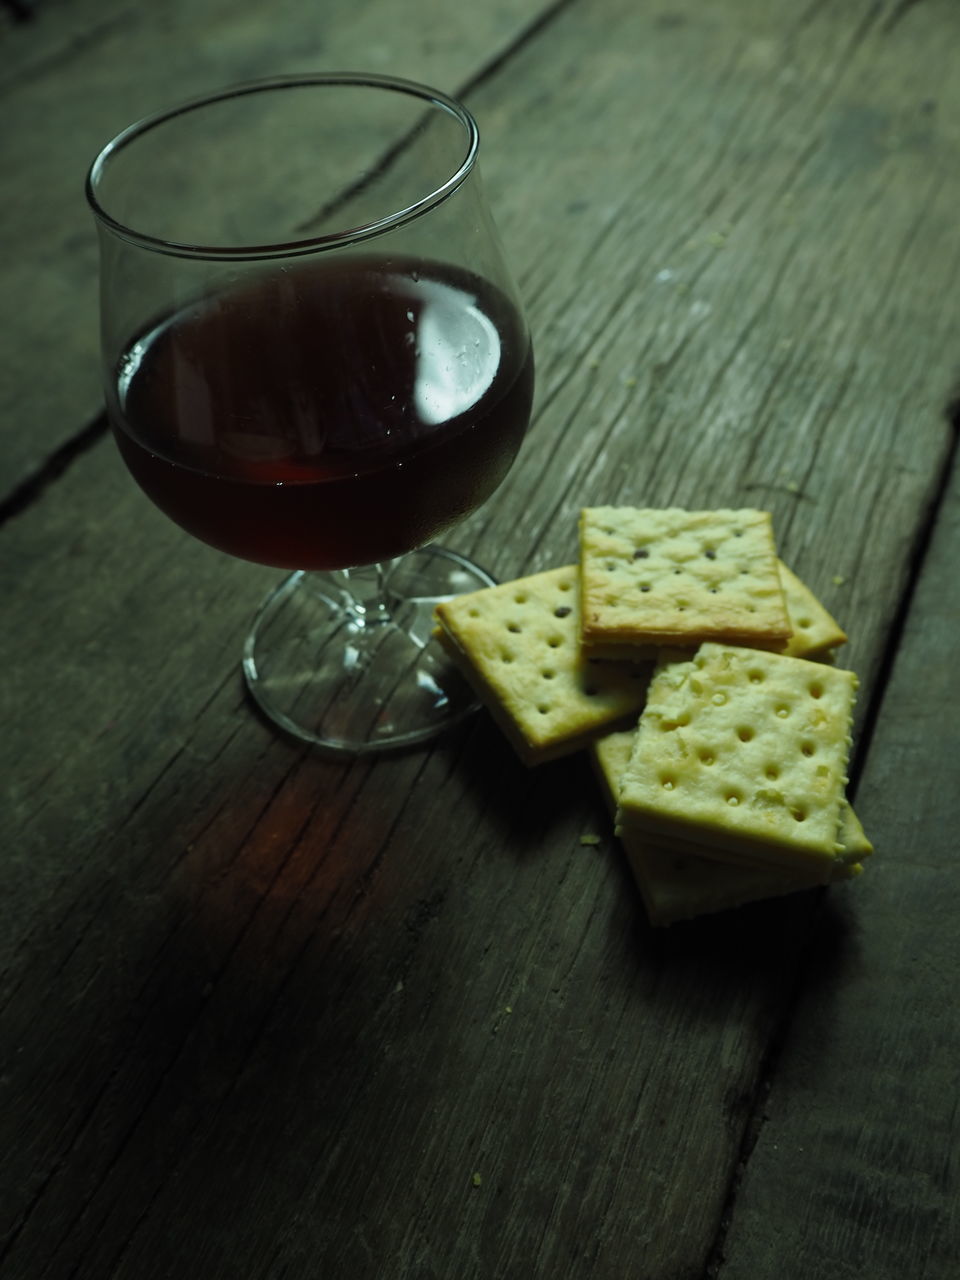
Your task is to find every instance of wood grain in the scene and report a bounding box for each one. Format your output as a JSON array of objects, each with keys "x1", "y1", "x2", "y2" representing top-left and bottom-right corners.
[
  {"x1": 458, "y1": 0, "x2": 960, "y2": 699},
  {"x1": 1, "y1": 0, "x2": 959, "y2": 1277}
]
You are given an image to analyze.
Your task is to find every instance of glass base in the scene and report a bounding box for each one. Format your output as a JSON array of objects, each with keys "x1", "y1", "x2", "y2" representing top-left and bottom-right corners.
[{"x1": 242, "y1": 545, "x2": 494, "y2": 754}]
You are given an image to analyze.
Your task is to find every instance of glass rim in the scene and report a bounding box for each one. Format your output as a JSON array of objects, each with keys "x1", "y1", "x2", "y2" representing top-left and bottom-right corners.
[{"x1": 84, "y1": 72, "x2": 481, "y2": 261}]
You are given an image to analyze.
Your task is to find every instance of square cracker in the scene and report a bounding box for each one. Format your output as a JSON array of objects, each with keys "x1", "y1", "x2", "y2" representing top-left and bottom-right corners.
[
  {"x1": 579, "y1": 507, "x2": 791, "y2": 654},
  {"x1": 579, "y1": 560, "x2": 844, "y2": 664},
  {"x1": 778, "y1": 562, "x2": 848, "y2": 658},
  {"x1": 592, "y1": 729, "x2": 871, "y2": 925},
  {"x1": 433, "y1": 566, "x2": 650, "y2": 766},
  {"x1": 616, "y1": 643, "x2": 859, "y2": 872}
]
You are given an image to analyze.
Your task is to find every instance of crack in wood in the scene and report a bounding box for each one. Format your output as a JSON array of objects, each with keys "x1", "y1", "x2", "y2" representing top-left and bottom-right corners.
[
  {"x1": 0, "y1": 7, "x2": 137, "y2": 96},
  {"x1": 846, "y1": 400, "x2": 959, "y2": 797},
  {"x1": 0, "y1": 413, "x2": 108, "y2": 531},
  {"x1": 295, "y1": 0, "x2": 581, "y2": 237},
  {"x1": 701, "y1": 892, "x2": 829, "y2": 1279},
  {"x1": 704, "y1": 387, "x2": 959, "y2": 1278},
  {"x1": 453, "y1": 0, "x2": 580, "y2": 103},
  {"x1": 882, "y1": 0, "x2": 924, "y2": 34}
]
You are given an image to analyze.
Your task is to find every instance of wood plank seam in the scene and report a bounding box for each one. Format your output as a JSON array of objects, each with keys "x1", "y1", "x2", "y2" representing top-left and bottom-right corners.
[
  {"x1": 844, "y1": 402, "x2": 960, "y2": 796},
  {"x1": 0, "y1": 9, "x2": 133, "y2": 96},
  {"x1": 882, "y1": 0, "x2": 924, "y2": 35},
  {"x1": 702, "y1": 403, "x2": 960, "y2": 1279},
  {"x1": 455, "y1": 0, "x2": 579, "y2": 102},
  {"x1": 0, "y1": 411, "x2": 107, "y2": 531},
  {"x1": 701, "y1": 928, "x2": 818, "y2": 1279}
]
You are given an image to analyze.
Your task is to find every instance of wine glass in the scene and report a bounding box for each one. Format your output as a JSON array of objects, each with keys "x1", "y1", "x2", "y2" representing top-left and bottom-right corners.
[{"x1": 85, "y1": 74, "x2": 533, "y2": 753}]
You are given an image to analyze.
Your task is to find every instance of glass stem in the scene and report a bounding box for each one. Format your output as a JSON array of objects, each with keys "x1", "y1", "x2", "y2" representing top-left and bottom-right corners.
[{"x1": 328, "y1": 562, "x2": 394, "y2": 629}]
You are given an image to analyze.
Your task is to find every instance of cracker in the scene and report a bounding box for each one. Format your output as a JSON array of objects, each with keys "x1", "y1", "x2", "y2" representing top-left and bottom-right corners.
[
  {"x1": 778, "y1": 561, "x2": 848, "y2": 659},
  {"x1": 620, "y1": 820, "x2": 868, "y2": 874},
  {"x1": 616, "y1": 643, "x2": 859, "y2": 872},
  {"x1": 433, "y1": 566, "x2": 650, "y2": 766},
  {"x1": 592, "y1": 729, "x2": 870, "y2": 924},
  {"x1": 580, "y1": 561, "x2": 842, "y2": 663},
  {"x1": 578, "y1": 507, "x2": 792, "y2": 655}
]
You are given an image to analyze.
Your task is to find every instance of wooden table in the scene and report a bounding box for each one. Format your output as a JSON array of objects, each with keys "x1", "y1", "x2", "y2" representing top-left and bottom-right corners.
[{"x1": 2, "y1": 1, "x2": 958, "y2": 1276}]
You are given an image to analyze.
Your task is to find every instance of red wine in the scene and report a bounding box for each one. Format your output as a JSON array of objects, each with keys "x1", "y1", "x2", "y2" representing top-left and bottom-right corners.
[{"x1": 109, "y1": 256, "x2": 533, "y2": 569}]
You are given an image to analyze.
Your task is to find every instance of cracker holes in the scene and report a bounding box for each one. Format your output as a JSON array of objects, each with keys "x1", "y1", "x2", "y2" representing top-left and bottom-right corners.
[
  {"x1": 507, "y1": 621, "x2": 522, "y2": 633},
  {"x1": 468, "y1": 607, "x2": 481, "y2": 618},
  {"x1": 660, "y1": 774, "x2": 677, "y2": 791},
  {"x1": 640, "y1": 583, "x2": 652, "y2": 592},
  {"x1": 764, "y1": 763, "x2": 780, "y2": 780},
  {"x1": 725, "y1": 790, "x2": 742, "y2": 806},
  {"x1": 541, "y1": 668, "x2": 556, "y2": 681},
  {"x1": 553, "y1": 605, "x2": 572, "y2": 618},
  {"x1": 801, "y1": 740, "x2": 816, "y2": 757},
  {"x1": 558, "y1": 579, "x2": 573, "y2": 592},
  {"x1": 547, "y1": 635, "x2": 563, "y2": 648},
  {"x1": 748, "y1": 668, "x2": 765, "y2": 684},
  {"x1": 633, "y1": 547, "x2": 649, "y2": 559},
  {"x1": 537, "y1": 704, "x2": 552, "y2": 715},
  {"x1": 737, "y1": 726, "x2": 754, "y2": 742},
  {"x1": 791, "y1": 806, "x2": 808, "y2": 823},
  {"x1": 798, "y1": 616, "x2": 812, "y2": 630},
  {"x1": 500, "y1": 651, "x2": 515, "y2": 664},
  {"x1": 808, "y1": 681, "x2": 824, "y2": 699},
  {"x1": 712, "y1": 692, "x2": 728, "y2": 706},
  {"x1": 775, "y1": 703, "x2": 791, "y2": 718},
  {"x1": 514, "y1": 592, "x2": 529, "y2": 605},
  {"x1": 699, "y1": 750, "x2": 715, "y2": 766},
  {"x1": 583, "y1": 686, "x2": 599, "y2": 698},
  {"x1": 704, "y1": 547, "x2": 717, "y2": 559}
]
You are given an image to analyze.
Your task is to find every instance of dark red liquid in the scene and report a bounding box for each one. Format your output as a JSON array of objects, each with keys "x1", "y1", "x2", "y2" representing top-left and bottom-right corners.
[{"x1": 109, "y1": 255, "x2": 533, "y2": 569}]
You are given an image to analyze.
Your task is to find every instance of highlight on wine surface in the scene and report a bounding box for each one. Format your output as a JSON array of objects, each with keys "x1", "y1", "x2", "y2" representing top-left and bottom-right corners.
[{"x1": 87, "y1": 74, "x2": 534, "y2": 753}]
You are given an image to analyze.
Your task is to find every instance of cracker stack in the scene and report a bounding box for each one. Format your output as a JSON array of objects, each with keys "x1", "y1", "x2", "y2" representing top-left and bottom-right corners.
[
  {"x1": 615, "y1": 642, "x2": 864, "y2": 874},
  {"x1": 434, "y1": 506, "x2": 869, "y2": 925},
  {"x1": 592, "y1": 729, "x2": 872, "y2": 926}
]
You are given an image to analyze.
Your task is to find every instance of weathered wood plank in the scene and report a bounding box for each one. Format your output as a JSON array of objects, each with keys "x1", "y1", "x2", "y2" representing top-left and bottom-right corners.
[
  {"x1": 461, "y1": 0, "x2": 960, "y2": 703},
  {"x1": 0, "y1": 0, "x2": 556, "y2": 504},
  {"x1": 716, "y1": 446, "x2": 960, "y2": 1279},
  {"x1": 1, "y1": 1, "x2": 959, "y2": 1278}
]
